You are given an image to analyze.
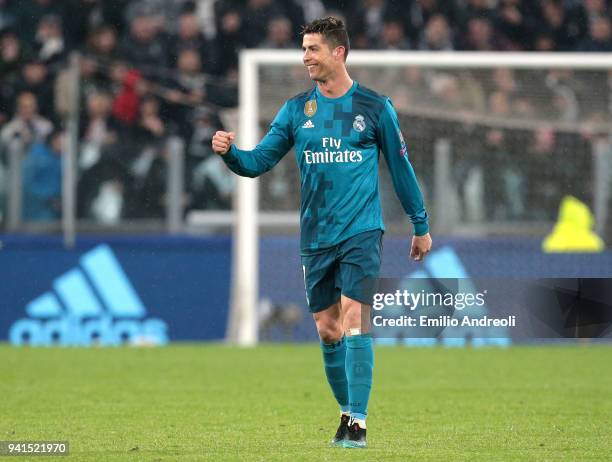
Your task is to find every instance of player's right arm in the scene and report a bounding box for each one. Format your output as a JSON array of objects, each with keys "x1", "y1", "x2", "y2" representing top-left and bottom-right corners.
[{"x1": 212, "y1": 102, "x2": 293, "y2": 178}]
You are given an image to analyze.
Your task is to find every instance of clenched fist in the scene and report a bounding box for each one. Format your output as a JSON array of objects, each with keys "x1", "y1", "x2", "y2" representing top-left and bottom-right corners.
[{"x1": 212, "y1": 131, "x2": 236, "y2": 155}]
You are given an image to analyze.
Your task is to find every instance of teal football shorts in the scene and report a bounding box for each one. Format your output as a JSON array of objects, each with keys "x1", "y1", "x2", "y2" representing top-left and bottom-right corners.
[{"x1": 301, "y1": 229, "x2": 383, "y2": 313}]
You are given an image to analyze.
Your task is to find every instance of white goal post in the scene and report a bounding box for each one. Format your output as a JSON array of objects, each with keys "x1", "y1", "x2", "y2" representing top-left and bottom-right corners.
[{"x1": 227, "y1": 50, "x2": 612, "y2": 346}]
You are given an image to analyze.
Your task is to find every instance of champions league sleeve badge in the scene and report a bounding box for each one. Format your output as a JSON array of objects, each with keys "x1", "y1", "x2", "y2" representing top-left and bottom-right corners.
[{"x1": 398, "y1": 128, "x2": 408, "y2": 156}]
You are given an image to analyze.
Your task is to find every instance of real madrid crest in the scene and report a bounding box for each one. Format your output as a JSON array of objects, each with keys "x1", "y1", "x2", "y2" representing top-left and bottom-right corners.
[
  {"x1": 353, "y1": 114, "x2": 366, "y2": 132},
  {"x1": 304, "y1": 100, "x2": 317, "y2": 117}
]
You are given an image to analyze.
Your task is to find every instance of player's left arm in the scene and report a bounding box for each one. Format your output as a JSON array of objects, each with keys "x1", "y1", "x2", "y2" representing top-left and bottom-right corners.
[{"x1": 377, "y1": 98, "x2": 432, "y2": 261}]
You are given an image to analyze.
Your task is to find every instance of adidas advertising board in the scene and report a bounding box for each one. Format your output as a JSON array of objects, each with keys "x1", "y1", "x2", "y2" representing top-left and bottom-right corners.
[
  {"x1": 1, "y1": 237, "x2": 612, "y2": 344},
  {"x1": 9, "y1": 245, "x2": 168, "y2": 346},
  {"x1": 0, "y1": 237, "x2": 232, "y2": 345}
]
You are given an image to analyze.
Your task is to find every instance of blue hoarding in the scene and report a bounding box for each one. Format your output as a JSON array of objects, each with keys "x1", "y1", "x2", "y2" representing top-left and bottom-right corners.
[
  {"x1": 1, "y1": 234, "x2": 611, "y2": 345},
  {"x1": 0, "y1": 235, "x2": 231, "y2": 345}
]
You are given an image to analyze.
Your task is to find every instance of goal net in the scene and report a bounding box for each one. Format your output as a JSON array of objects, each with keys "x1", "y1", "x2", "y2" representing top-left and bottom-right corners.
[{"x1": 227, "y1": 50, "x2": 612, "y2": 345}]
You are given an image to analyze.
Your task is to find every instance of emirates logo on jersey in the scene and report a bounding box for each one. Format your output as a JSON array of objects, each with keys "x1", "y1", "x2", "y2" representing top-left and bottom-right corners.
[{"x1": 303, "y1": 137, "x2": 363, "y2": 164}]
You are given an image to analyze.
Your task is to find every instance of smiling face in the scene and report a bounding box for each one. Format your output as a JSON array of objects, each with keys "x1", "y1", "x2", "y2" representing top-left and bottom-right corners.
[{"x1": 302, "y1": 33, "x2": 344, "y2": 82}]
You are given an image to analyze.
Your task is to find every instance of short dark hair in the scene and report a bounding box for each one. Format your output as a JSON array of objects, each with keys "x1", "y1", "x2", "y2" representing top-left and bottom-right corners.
[{"x1": 301, "y1": 17, "x2": 350, "y2": 61}]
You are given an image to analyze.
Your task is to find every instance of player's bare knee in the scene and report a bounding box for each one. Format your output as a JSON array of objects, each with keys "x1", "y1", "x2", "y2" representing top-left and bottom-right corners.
[
  {"x1": 312, "y1": 303, "x2": 342, "y2": 343},
  {"x1": 314, "y1": 314, "x2": 343, "y2": 343},
  {"x1": 317, "y1": 323, "x2": 343, "y2": 344}
]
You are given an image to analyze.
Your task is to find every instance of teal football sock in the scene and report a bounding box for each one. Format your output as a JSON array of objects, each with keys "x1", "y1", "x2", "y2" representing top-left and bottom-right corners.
[
  {"x1": 320, "y1": 337, "x2": 349, "y2": 411},
  {"x1": 346, "y1": 334, "x2": 374, "y2": 420}
]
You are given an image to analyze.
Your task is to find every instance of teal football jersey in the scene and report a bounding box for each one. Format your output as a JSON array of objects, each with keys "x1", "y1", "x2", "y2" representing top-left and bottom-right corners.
[{"x1": 222, "y1": 81, "x2": 429, "y2": 251}]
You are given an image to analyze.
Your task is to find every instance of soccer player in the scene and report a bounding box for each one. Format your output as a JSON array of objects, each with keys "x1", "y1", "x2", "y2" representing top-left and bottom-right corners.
[{"x1": 212, "y1": 17, "x2": 432, "y2": 449}]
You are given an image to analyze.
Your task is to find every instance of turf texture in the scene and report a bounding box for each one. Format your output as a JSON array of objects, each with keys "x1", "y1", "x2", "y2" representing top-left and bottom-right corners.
[{"x1": 1, "y1": 344, "x2": 611, "y2": 461}]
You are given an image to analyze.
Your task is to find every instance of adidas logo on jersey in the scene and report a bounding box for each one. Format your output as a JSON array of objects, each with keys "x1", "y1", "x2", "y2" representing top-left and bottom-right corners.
[{"x1": 302, "y1": 120, "x2": 315, "y2": 129}]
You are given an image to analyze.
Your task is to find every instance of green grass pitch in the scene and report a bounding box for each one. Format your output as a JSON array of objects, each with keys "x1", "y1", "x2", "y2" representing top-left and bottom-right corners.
[{"x1": 1, "y1": 344, "x2": 611, "y2": 461}]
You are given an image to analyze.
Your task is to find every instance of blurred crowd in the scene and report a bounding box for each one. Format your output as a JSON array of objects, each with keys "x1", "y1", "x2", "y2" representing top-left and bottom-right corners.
[{"x1": 1, "y1": 0, "x2": 612, "y2": 225}]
